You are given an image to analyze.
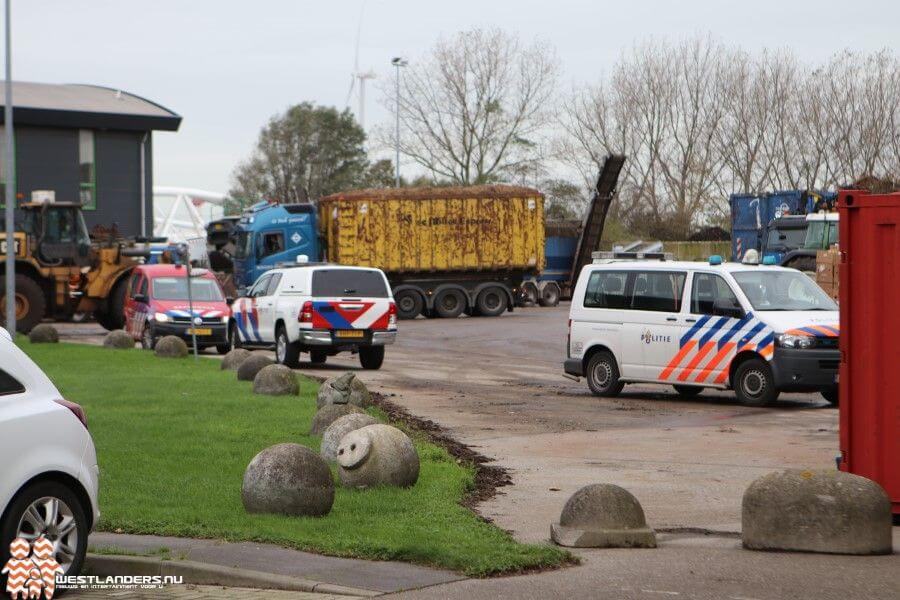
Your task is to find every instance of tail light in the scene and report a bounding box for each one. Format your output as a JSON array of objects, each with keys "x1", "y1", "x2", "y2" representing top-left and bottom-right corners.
[
  {"x1": 298, "y1": 301, "x2": 314, "y2": 323},
  {"x1": 388, "y1": 302, "x2": 397, "y2": 327},
  {"x1": 55, "y1": 399, "x2": 88, "y2": 431}
]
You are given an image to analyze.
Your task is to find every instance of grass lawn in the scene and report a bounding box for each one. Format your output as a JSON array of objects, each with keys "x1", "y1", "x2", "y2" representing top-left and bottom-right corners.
[{"x1": 21, "y1": 340, "x2": 572, "y2": 576}]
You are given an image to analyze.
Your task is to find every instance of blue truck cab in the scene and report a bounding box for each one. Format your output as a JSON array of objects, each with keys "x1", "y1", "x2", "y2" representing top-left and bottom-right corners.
[{"x1": 231, "y1": 202, "x2": 320, "y2": 291}]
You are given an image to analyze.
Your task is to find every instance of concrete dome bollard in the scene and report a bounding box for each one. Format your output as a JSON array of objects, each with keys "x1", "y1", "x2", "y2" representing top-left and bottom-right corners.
[
  {"x1": 237, "y1": 354, "x2": 274, "y2": 381},
  {"x1": 253, "y1": 364, "x2": 299, "y2": 396},
  {"x1": 28, "y1": 324, "x2": 59, "y2": 343},
  {"x1": 241, "y1": 443, "x2": 335, "y2": 517},
  {"x1": 336, "y1": 424, "x2": 420, "y2": 489},
  {"x1": 742, "y1": 469, "x2": 892, "y2": 555},
  {"x1": 221, "y1": 348, "x2": 251, "y2": 370},
  {"x1": 551, "y1": 484, "x2": 657, "y2": 548},
  {"x1": 320, "y1": 413, "x2": 378, "y2": 462},
  {"x1": 103, "y1": 329, "x2": 134, "y2": 349},
  {"x1": 310, "y1": 403, "x2": 366, "y2": 435},
  {"x1": 316, "y1": 372, "x2": 371, "y2": 409},
  {"x1": 154, "y1": 335, "x2": 188, "y2": 358}
]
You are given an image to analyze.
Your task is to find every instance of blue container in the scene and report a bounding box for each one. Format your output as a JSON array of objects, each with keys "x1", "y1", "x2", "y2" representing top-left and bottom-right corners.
[
  {"x1": 541, "y1": 236, "x2": 578, "y2": 282},
  {"x1": 730, "y1": 191, "x2": 808, "y2": 261}
]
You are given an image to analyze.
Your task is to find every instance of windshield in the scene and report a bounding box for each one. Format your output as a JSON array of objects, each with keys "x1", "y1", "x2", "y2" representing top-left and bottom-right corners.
[
  {"x1": 766, "y1": 226, "x2": 806, "y2": 250},
  {"x1": 234, "y1": 231, "x2": 251, "y2": 259},
  {"x1": 151, "y1": 277, "x2": 224, "y2": 301},
  {"x1": 732, "y1": 271, "x2": 838, "y2": 312},
  {"x1": 311, "y1": 269, "x2": 389, "y2": 298},
  {"x1": 803, "y1": 221, "x2": 838, "y2": 250}
]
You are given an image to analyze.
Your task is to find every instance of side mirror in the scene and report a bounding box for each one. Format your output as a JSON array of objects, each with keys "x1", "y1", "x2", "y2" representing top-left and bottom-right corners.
[
  {"x1": 133, "y1": 293, "x2": 148, "y2": 304},
  {"x1": 225, "y1": 297, "x2": 235, "y2": 306},
  {"x1": 713, "y1": 297, "x2": 743, "y2": 319}
]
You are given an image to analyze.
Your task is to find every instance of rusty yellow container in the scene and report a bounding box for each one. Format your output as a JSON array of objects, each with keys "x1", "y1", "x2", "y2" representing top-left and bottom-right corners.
[{"x1": 318, "y1": 186, "x2": 545, "y2": 274}]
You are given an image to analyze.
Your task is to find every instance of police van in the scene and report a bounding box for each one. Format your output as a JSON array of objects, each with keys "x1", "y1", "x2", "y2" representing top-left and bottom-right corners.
[{"x1": 564, "y1": 253, "x2": 839, "y2": 406}]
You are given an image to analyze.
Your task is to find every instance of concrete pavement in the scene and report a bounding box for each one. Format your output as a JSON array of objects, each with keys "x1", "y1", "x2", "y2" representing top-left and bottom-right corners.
[{"x1": 67, "y1": 584, "x2": 354, "y2": 600}]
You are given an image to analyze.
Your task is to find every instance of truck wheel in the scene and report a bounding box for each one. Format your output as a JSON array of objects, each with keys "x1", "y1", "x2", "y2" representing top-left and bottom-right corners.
[
  {"x1": 275, "y1": 325, "x2": 300, "y2": 368},
  {"x1": 0, "y1": 274, "x2": 46, "y2": 333},
  {"x1": 673, "y1": 384, "x2": 703, "y2": 397},
  {"x1": 309, "y1": 349, "x2": 327, "y2": 365},
  {"x1": 96, "y1": 279, "x2": 128, "y2": 331},
  {"x1": 585, "y1": 351, "x2": 624, "y2": 397},
  {"x1": 733, "y1": 358, "x2": 779, "y2": 406},
  {"x1": 538, "y1": 282, "x2": 560, "y2": 307},
  {"x1": 475, "y1": 286, "x2": 508, "y2": 317},
  {"x1": 394, "y1": 289, "x2": 423, "y2": 320},
  {"x1": 520, "y1": 282, "x2": 539, "y2": 307},
  {"x1": 434, "y1": 289, "x2": 466, "y2": 318},
  {"x1": 141, "y1": 325, "x2": 157, "y2": 350},
  {"x1": 821, "y1": 386, "x2": 838, "y2": 406},
  {"x1": 359, "y1": 346, "x2": 385, "y2": 370}
]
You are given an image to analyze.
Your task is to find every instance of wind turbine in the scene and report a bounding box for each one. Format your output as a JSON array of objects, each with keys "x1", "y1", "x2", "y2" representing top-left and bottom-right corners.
[{"x1": 345, "y1": 0, "x2": 375, "y2": 130}]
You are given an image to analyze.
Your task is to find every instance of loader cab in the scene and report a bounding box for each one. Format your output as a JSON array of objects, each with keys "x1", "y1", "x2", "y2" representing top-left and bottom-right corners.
[
  {"x1": 802, "y1": 213, "x2": 839, "y2": 251},
  {"x1": 231, "y1": 202, "x2": 319, "y2": 292},
  {"x1": 20, "y1": 201, "x2": 91, "y2": 266}
]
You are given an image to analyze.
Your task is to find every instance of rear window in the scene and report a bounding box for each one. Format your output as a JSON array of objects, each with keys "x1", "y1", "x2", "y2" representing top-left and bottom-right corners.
[
  {"x1": 583, "y1": 269, "x2": 686, "y2": 312},
  {"x1": 312, "y1": 269, "x2": 389, "y2": 298},
  {"x1": 0, "y1": 367, "x2": 25, "y2": 396},
  {"x1": 584, "y1": 271, "x2": 628, "y2": 309}
]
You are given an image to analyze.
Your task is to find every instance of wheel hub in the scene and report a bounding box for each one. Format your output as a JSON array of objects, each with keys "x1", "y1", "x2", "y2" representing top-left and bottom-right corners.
[
  {"x1": 743, "y1": 370, "x2": 766, "y2": 396},
  {"x1": 16, "y1": 496, "x2": 78, "y2": 574}
]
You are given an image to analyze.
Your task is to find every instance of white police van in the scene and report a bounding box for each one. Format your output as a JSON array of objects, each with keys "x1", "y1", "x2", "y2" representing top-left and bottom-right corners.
[{"x1": 564, "y1": 253, "x2": 840, "y2": 406}]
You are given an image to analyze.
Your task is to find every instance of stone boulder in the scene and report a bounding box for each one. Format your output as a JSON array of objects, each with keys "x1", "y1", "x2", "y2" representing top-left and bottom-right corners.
[
  {"x1": 103, "y1": 329, "x2": 134, "y2": 349},
  {"x1": 237, "y1": 354, "x2": 274, "y2": 381},
  {"x1": 241, "y1": 443, "x2": 334, "y2": 517},
  {"x1": 253, "y1": 364, "x2": 299, "y2": 396},
  {"x1": 321, "y1": 413, "x2": 378, "y2": 462},
  {"x1": 742, "y1": 469, "x2": 892, "y2": 555},
  {"x1": 336, "y1": 424, "x2": 419, "y2": 489},
  {"x1": 316, "y1": 372, "x2": 371, "y2": 409},
  {"x1": 551, "y1": 484, "x2": 657, "y2": 548},
  {"x1": 310, "y1": 403, "x2": 365, "y2": 435},
  {"x1": 28, "y1": 324, "x2": 59, "y2": 344},
  {"x1": 154, "y1": 335, "x2": 188, "y2": 358},
  {"x1": 221, "y1": 348, "x2": 251, "y2": 371}
]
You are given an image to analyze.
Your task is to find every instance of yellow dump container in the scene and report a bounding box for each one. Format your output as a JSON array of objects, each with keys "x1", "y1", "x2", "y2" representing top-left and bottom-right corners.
[{"x1": 318, "y1": 186, "x2": 545, "y2": 275}]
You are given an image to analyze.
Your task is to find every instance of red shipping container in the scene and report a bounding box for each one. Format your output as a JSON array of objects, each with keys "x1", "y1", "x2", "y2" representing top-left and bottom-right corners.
[{"x1": 837, "y1": 189, "x2": 900, "y2": 514}]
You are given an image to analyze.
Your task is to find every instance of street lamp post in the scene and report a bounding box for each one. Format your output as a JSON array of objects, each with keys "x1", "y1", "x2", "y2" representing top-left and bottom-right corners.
[
  {"x1": 4, "y1": 0, "x2": 14, "y2": 334},
  {"x1": 391, "y1": 57, "x2": 407, "y2": 188}
]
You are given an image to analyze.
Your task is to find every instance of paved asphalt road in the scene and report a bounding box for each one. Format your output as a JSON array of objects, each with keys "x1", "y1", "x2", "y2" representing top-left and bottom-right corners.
[{"x1": 57, "y1": 306, "x2": 899, "y2": 599}]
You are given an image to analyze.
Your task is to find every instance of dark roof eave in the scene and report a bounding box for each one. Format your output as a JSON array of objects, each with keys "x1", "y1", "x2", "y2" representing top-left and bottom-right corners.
[{"x1": 0, "y1": 106, "x2": 181, "y2": 132}]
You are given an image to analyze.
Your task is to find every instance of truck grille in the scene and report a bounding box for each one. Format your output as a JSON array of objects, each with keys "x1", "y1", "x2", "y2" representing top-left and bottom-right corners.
[{"x1": 171, "y1": 315, "x2": 222, "y2": 324}]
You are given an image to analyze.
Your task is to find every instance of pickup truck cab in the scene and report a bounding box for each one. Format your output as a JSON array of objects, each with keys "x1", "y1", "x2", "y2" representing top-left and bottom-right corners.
[
  {"x1": 124, "y1": 264, "x2": 232, "y2": 353},
  {"x1": 231, "y1": 264, "x2": 397, "y2": 369},
  {"x1": 564, "y1": 256, "x2": 840, "y2": 406}
]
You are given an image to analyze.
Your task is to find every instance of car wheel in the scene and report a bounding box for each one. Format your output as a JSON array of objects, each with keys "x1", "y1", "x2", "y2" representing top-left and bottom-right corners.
[
  {"x1": 309, "y1": 349, "x2": 327, "y2": 365},
  {"x1": 275, "y1": 325, "x2": 300, "y2": 368},
  {"x1": 394, "y1": 290, "x2": 423, "y2": 320},
  {"x1": 359, "y1": 346, "x2": 385, "y2": 370},
  {"x1": 140, "y1": 325, "x2": 156, "y2": 350},
  {"x1": 434, "y1": 289, "x2": 466, "y2": 318},
  {"x1": 673, "y1": 384, "x2": 703, "y2": 397},
  {"x1": 821, "y1": 386, "x2": 838, "y2": 406},
  {"x1": 585, "y1": 351, "x2": 624, "y2": 397},
  {"x1": 475, "y1": 286, "x2": 508, "y2": 317},
  {"x1": 229, "y1": 322, "x2": 242, "y2": 350},
  {"x1": 215, "y1": 343, "x2": 230, "y2": 355},
  {"x1": 0, "y1": 480, "x2": 89, "y2": 583},
  {"x1": 734, "y1": 359, "x2": 779, "y2": 406}
]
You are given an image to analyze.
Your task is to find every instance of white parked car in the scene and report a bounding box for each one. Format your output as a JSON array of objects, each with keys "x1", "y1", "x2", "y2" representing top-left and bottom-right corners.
[
  {"x1": 0, "y1": 328, "x2": 99, "y2": 582},
  {"x1": 230, "y1": 264, "x2": 397, "y2": 369},
  {"x1": 564, "y1": 256, "x2": 840, "y2": 406}
]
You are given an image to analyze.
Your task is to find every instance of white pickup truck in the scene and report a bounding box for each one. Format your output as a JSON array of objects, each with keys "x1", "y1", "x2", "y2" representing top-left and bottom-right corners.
[{"x1": 230, "y1": 264, "x2": 397, "y2": 369}]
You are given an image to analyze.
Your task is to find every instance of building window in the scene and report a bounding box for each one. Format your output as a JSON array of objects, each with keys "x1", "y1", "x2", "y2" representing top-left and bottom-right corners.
[{"x1": 79, "y1": 129, "x2": 96, "y2": 210}]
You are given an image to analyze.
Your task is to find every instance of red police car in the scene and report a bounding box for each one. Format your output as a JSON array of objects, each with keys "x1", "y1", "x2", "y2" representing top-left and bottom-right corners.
[{"x1": 123, "y1": 264, "x2": 232, "y2": 353}]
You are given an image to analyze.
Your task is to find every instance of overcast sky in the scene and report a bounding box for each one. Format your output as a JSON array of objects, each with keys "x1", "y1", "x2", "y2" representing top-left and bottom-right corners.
[{"x1": 11, "y1": 0, "x2": 899, "y2": 194}]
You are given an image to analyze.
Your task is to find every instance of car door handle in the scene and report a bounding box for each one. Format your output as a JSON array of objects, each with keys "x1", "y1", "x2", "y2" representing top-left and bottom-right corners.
[
  {"x1": 666, "y1": 317, "x2": 678, "y2": 322},
  {"x1": 685, "y1": 318, "x2": 697, "y2": 323}
]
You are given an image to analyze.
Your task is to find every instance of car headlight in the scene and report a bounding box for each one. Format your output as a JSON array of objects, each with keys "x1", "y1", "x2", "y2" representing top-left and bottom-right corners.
[
  {"x1": 776, "y1": 333, "x2": 813, "y2": 349},
  {"x1": 154, "y1": 312, "x2": 169, "y2": 323},
  {"x1": 221, "y1": 315, "x2": 229, "y2": 323}
]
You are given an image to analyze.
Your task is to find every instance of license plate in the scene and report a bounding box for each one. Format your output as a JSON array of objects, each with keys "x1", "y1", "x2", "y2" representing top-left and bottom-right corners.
[
  {"x1": 186, "y1": 328, "x2": 212, "y2": 336},
  {"x1": 335, "y1": 330, "x2": 364, "y2": 338}
]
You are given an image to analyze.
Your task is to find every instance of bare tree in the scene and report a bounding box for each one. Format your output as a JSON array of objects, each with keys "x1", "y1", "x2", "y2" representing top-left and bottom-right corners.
[{"x1": 380, "y1": 28, "x2": 559, "y2": 185}]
